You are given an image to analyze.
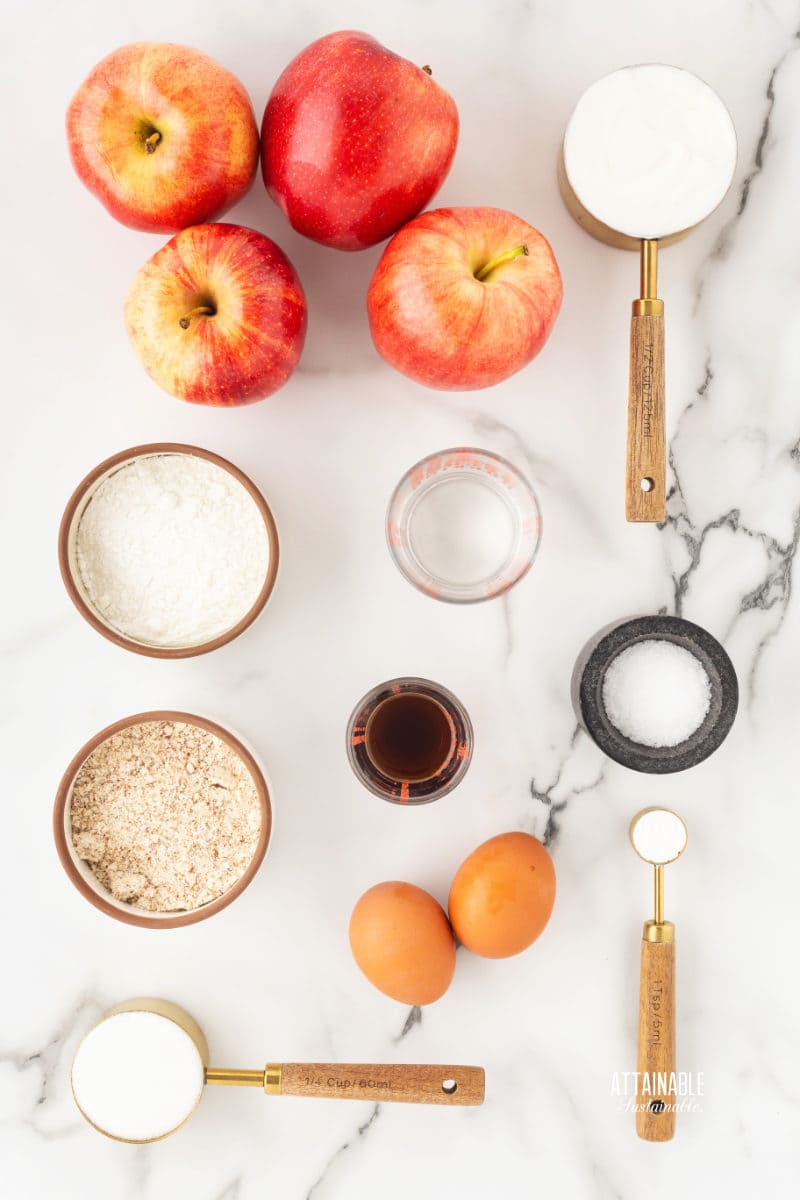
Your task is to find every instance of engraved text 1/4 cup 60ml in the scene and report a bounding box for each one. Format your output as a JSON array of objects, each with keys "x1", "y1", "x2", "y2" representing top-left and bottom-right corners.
[{"x1": 347, "y1": 678, "x2": 473, "y2": 804}]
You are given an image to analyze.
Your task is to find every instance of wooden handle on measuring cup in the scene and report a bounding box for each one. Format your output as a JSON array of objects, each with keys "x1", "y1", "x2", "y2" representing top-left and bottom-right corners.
[
  {"x1": 626, "y1": 310, "x2": 666, "y2": 522},
  {"x1": 626, "y1": 238, "x2": 666, "y2": 523},
  {"x1": 267, "y1": 1063, "x2": 485, "y2": 1106},
  {"x1": 636, "y1": 923, "x2": 676, "y2": 1141}
]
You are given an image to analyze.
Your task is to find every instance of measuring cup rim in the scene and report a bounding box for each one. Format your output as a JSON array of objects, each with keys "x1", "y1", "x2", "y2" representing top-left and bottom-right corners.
[
  {"x1": 560, "y1": 63, "x2": 738, "y2": 242},
  {"x1": 71, "y1": 999, "x2": 208, "y2": 1143}
]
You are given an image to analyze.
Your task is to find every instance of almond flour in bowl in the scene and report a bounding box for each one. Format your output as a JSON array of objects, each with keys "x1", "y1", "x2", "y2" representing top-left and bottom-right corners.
[
  {"x1": 59, "y1": 445, "x2": 279, "y2": 657},
  {"x1": 53, "y1": 712, "x2": 272, "y2": 928}
]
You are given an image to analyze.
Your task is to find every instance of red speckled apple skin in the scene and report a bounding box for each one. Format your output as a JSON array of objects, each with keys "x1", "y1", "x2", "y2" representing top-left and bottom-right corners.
[
  {"x1": 367, "y1": 207, "x2": 563, "y2": 391},
  {"x1": 67, "y1": 42, "x2": 259, "y2": 234},
  {"x1": 261, "y1": 31, "x2": 459, "y2": 251},
  {"x1": 125, "y1": 223, "x2": 307, "y2": 406}
]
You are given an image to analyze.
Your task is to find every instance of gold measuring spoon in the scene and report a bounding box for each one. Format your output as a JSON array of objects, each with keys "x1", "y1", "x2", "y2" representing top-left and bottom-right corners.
[
  {"x1": 559, "y1": 64, "x2": 737, "y2": 523},
  {"x1": 629, "y1": 807, "x2": 688, "y2": 1141},
  {"x1": 71, "y1": 998, "x2": 485, "y2": 1143}
]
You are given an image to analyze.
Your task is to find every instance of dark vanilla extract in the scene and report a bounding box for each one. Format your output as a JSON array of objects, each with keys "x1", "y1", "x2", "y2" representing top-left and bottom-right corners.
[{"x1": 364, "y1": 692, "x2": 455, "y2": 783}]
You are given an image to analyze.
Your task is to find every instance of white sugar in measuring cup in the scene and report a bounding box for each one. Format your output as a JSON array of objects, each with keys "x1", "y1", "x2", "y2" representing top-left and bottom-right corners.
[
  {"x1": 71, "y1": 999, "x2": 485, "y2": 1142},
  {"x1": 559, "y1": 65, "x2": 737, "y2": 522}
]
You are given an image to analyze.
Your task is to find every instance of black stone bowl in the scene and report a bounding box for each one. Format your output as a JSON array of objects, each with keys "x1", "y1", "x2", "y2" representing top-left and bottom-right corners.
[{"x1": 572, "y1": 615, "x2": 739, "y2": 774}]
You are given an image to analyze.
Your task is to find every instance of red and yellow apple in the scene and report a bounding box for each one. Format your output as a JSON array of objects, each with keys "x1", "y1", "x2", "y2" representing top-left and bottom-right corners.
[
  {"x1": 261, "y1": 31, "x2": 458, "y2": 250},
  {"x1": 67, "y1": 43, "x2": 259, "y2": 233},
  {"x1": 125, "y1": 223, "x2": 307, "y2": 405},
  {"x1": 367, "y1": 207, "x2": 562, "y2": 390}
]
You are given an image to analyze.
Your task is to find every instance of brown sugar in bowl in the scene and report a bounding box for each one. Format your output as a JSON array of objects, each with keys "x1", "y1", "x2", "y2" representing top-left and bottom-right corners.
[
  {"x1": 53, "y1": 711, "x2": 272, "y2": 929},
  {"x1": 58, "y1": 443, "x2": 280, "y2": 659}
]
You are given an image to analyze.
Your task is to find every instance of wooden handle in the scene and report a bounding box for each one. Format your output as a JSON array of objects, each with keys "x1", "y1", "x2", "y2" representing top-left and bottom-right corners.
[
  {"x1": 636, "y1": 929, "x2": 676, "y2": 1141},
  {"x1": 626, "y1": 310, "x2": 666, "y2": 522},
  {"x1": 274, "y1": 1063, "x2": 485, "y2": 1106}
]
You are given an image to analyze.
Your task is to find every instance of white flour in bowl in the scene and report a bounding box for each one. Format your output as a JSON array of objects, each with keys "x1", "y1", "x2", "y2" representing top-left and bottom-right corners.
[{"x1": 75, "y1": 453, "x2": 269, "y2": 647}]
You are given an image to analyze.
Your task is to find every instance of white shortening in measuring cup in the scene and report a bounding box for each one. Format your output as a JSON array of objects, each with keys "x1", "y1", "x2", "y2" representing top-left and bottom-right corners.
[
  {"x1": 562, "y1": 64, "x2": 738, "y2": 240},
  {"x1": 560, "y1": 64, "x2": 737, "y2": 524}
]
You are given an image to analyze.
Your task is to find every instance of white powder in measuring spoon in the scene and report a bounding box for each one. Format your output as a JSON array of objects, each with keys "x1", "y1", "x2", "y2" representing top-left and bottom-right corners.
[
  {"x1": 602, "y1": 639, "x2": 711, "y2": 748},
  {"x1": 71, "y1": 1010, "x2": 205, "y2": 1141},
  {"x1": 75, "y1": 454, "x2": 269, "y2": 647},
  {"x1": 631, "y1": 808, "x2": 687, "y2": 864},
  {"x1": 409, "y1": 478, "x2": 516, "y2": 585}
]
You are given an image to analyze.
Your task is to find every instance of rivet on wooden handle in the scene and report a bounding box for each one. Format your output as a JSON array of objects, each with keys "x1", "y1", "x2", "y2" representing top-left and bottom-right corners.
[
  {"x1": 636, "y1": 929, "x2": 676, "y2": 1141},
  {"x1": 273, "y1": 1063, "x2": 485, "y2": 1106},
  {"x1": 626, "y1": 309, "x2": 666, "y2": 523}
]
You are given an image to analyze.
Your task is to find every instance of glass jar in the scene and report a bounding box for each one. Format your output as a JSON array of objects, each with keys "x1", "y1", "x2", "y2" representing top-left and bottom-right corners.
[{"x1": 346, "y1": 676, "x2": 473, "y2": 804}]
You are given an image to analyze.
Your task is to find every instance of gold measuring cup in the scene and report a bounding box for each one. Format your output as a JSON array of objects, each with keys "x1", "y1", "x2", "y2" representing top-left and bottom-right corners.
[
  {"x1": 71, "y1": 999, "x2": 485, "y2": 1142},
  {"x1": 559, "y1": 64, "x2": 737, "y2": 523},
  {"x1": 629, "y1": 807, "x2": 688, "y2": 1141}
]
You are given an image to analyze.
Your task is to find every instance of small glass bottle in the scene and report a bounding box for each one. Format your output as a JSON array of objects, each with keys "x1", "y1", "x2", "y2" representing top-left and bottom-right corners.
[{"x1": 346, "y1": 676, "x2": 473, "y2": 805}]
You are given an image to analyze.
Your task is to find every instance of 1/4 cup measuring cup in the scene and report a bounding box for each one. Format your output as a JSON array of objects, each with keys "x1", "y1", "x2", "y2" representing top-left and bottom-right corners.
[{"x1": 71, "y1": 999, "x2": 485, "y2": 1142}]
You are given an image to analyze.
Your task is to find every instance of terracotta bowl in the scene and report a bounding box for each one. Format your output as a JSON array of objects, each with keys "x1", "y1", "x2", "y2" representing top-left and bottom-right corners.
[
  {"x1": 53, "y1": 711, "x2": 272, "y2": 929},
  {"x1": 58, "y1": 443, "x2": 280, "y2": 658}
]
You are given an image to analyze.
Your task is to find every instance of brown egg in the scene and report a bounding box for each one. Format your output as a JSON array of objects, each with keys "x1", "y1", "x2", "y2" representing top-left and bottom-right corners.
[
  {"x1": 448, "y1": 832, "x2": 556, "y2": 958},
  {"x1": 349, "y1": 881, "x2": 456, "y2": 1005}
]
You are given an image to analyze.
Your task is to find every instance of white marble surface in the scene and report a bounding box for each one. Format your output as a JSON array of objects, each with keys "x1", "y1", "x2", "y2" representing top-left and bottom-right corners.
[{"x1": 4, "y1": 0, "x2": 800, "y2": 1194}]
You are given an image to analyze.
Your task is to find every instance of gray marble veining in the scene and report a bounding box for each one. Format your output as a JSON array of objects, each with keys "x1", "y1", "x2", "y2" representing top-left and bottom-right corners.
[{"x1": 4, "y1": 0, "x2": 800, "y2": 1195}]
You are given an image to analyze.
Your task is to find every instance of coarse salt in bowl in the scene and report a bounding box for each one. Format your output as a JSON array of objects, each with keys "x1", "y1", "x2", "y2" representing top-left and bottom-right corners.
[
  {"x1": 58, "y1": 444, "x2": 279, "y2": 657},
  {"x1": 53, "y1": 711, "x2": 272, "y2": 929},
  {"x1": 573, "y1": 615, "x2": 739, "y2": 774}
]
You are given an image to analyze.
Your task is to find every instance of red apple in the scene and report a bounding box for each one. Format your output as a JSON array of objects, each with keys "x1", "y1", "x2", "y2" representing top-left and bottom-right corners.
[
  {"x1": 367, "y1": 207, "x2": 563, "y2": 390},
  {"x1": 125, "y1": 223, "x2": 307, "y2": 405},
  {"x1": 261, "y1": 31, "x2": 458, "y2": 250},
  {"x1": 67, "y1": 43, "x2": 259, "y2": 233}
]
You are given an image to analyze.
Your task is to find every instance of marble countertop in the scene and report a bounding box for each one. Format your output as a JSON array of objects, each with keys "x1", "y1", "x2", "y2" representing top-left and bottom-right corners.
[{"x1": 5, "y1": 0, "x2": 800, "y2": 1195}]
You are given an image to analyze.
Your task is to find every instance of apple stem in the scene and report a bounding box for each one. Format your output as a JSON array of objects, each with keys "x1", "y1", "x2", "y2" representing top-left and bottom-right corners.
[
  {"x1": 144, "y1": 130, "x2": 162, "y2": 154},
  {"x1": 475, "y1": 244, "x2": 529, "y2": 282},
  {"x1": 421, "y1": 64, "x2": 432, "y2": 75},
  {"x1": 179, "y1": 306, "x2": 215, "y2": 330}
]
